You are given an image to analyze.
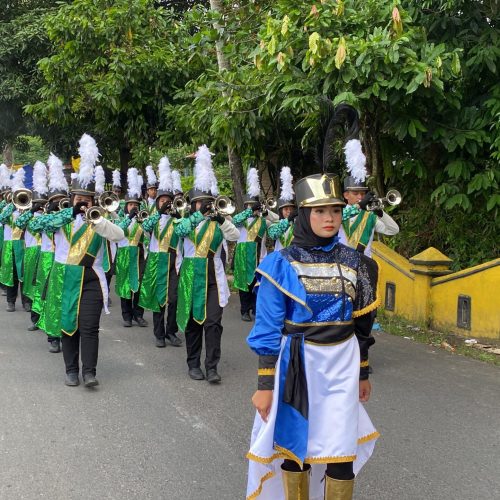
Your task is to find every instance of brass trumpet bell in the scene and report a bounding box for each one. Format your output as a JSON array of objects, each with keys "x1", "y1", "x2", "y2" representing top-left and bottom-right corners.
[
  {"x1": 136, "y1": 209, "x2": 150, "y2": 222},
  {"x1": 97, "y1": 192, "x2": 120, "y2": 213},
  {"x1": 172, "y1": 195, "x2": 188, "y2": 214},
  {"x1": 13, "y1": 188, "x2": 32, "y2": 211},
  {"x1": 264, "y1": 196, "x2": 277, "y2": 210},
  {"x1": 385, "y1": 189, "x2": 402, "y2": 206},
  {"x1": 213, "y1": 195, "x2": 235, "y2": 216},
  {"x1": 59, "y1": 198, "x2": 71, "y2": 210},
  {"x1": 84, "y1": 206, "x2": 105, "y2": 224}
]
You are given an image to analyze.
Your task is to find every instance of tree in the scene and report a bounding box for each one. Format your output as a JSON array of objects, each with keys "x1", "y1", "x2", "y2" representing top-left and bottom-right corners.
[{"x1": 26, "y1": 0, "x2": 189, "y2": 178}]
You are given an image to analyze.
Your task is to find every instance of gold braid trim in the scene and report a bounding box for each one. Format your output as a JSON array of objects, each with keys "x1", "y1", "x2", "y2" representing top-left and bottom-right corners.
[
  {"x1": 305, "y1": 455, "x2": 356, "y2": 464},
  {"x1": 258, "y1": 368, "x2": 276, "y2": 376},
  {"x1": 352, "y1": 294, "x2": 381, "y2": 318},
  {"x1": 246, "y1": 471, "x2": 276, "y2": 500},
  {"x1": 357, "y1": 431, "x2": 380, "y2": 444},
  {"x1": 360, "y1": 360, "x2": 369, "y2": 368},
  {"x1": 274, "y1": 445, "x2": 303, "y2": 469},
  {"x1": 246, "y1": 451, "x2": 282, "y2": 465}
]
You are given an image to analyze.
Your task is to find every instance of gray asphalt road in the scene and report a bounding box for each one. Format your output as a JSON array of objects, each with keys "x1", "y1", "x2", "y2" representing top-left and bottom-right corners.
[{"x1": 0, "y1": 292, "x2": 499, "y2": 500}]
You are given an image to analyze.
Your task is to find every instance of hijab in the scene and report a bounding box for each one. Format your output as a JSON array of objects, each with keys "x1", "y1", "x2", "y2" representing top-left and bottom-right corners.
[{"x1": 291, "y1": 207, "x2": 337, "y2": 249}]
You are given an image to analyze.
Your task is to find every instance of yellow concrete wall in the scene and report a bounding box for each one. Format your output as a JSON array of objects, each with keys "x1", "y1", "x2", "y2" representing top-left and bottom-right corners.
[
  {"x1": 371, "y1": 242, "x2": 500, "y2": 340},
  {"x1": 430, "y1": 260, "x2": 500, "y2": 340},
  {"x1": 371, "y1": 242, "x2": 418, "y2": 321}
]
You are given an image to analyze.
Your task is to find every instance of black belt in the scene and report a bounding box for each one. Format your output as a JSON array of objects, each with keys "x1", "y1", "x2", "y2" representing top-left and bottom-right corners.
[{"x1": 282, "y1": 323, "x2": 354, "y2": 420}]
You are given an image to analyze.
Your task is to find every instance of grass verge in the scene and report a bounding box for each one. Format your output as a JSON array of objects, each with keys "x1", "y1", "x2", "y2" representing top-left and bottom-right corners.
[{"x1": 377, "y1": 311, "x2": 500, "y2": 367}]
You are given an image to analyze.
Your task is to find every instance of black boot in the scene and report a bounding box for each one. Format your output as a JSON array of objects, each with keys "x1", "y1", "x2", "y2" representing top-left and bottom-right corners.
[
  {"x1": 49, "y1": 339, "x2": 61, "y2": 353},
  {"x1": 6, "y1": 302, "x2": 15, "y2": 312},
  {"x1": 65, "y1": 372, "x2": 80, "y2": 386}
]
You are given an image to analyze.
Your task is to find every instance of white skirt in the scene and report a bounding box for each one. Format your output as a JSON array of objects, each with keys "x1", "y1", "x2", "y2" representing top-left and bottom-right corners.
[{"x1": 246, "y1": 335, "x2": 379, "y2": 500}]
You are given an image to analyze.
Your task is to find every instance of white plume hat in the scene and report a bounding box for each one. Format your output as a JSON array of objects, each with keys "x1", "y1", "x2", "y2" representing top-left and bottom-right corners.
[
  {"x1": 47, "y1": 153, "x2": 69, "y2": 199},
  {"x1": 32, "y1": 161, "x2": 48, "y2": 201}
]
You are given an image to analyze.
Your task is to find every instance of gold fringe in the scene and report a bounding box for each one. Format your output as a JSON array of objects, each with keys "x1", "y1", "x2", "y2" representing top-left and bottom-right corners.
[
  {"x1": 246, "y1": 471, "x2": 276, "y2": 500},
  {"x1": 274, "y1": 445, "x2": 304, "y2": 469},
  {"x1": 352, "y1": 294, "x2": 381, "y2": 318},
  {"x1": 305, "y1": 455, "x2": 356, "y2": 464},
  {"x1": 357, "y1": 431, "x2": 380, "y2": 444},
  {"x1": 258, "y1": 368, "x2": 276, "y2": 376},
  {"x1": 360, "y1": 360, "x2": 369, "y2": 368}
]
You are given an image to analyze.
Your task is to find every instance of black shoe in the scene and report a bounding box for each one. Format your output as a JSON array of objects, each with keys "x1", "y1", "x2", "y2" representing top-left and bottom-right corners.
[
  {"x1": 6, "y1": 302, "x2": 15, "y2": 312},
  {"x1": 206, "y1": 369, "x2": 221, "y2": 384},
  {"x1": 23, "y1": 302, "x2": 31, "y2": 312},
  {"x1": 155, "y1": 337, "x2": 166, "y2": 348},
  {"x1": 28, "y1": 323, "x2": 40, "y2": 331},
  {"x1": 49, "y1": 339, "x2": 61, "y2": 353},
  {"x1": 134, "y1": 317, "x2": 148, "y2": 327},
  {"x1": 249, "y1": 310, "x2": 256, "y2": 321},
  {"x1": 123, "y1": 320, "x2": 133, "y2": 327},
  {"x1": 165, "y1": 334, "x2": 183, "y2": 347},
  {"x1": 65, "y1": 372, "x2": 80, "y2": 386},
  {"x1": 241, "y1": 312, "x2": 252, "y2": 322},
  {"x1": 83, "y1": 374, "x2": 99, "y2": 387},
  {"x1": 188, "y1": 367, "x2": 205, "y2": 380}
]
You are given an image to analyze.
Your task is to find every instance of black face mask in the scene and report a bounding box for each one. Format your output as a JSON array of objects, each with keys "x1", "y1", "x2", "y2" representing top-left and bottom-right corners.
[{"x1": 291, "y1": 207, "x2": 338, "y2": 249}]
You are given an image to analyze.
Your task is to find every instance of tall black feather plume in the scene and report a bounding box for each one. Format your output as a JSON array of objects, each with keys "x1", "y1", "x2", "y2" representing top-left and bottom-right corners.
[{"x1": 314, "y1": 98, "x2": 360, "y2": 173}]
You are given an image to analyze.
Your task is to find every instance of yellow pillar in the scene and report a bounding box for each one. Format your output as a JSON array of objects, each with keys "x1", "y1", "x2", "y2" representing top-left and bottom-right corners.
[{"x1": 409, "y1": 248, "x2": 452, "y2": 324}]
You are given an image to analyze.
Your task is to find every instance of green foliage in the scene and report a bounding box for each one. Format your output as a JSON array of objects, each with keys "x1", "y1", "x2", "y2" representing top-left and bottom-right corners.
[{"x1": 11, "y1": 135, "x2": 50, "y2": 167}]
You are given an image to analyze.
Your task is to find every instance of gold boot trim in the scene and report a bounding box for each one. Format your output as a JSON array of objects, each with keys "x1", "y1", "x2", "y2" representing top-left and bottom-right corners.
[
  {"x1": 324, "y1": 476, "x2": 354, "y2": 500},
  {"x1": 281, "y1": 468, "x2": 310, "y2": 500}
]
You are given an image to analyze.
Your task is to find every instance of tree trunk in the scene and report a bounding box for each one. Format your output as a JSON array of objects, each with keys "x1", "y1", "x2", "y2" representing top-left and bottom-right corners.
[
  {"x1": 119, "y1": 143, "x2": 131, "y2": 190},
  {"x1": 209, "y1": 0, "x2": 245, "y2": 209},
  {"x1": 3, "y1": 142, "x2": 13, "y2": 168}
]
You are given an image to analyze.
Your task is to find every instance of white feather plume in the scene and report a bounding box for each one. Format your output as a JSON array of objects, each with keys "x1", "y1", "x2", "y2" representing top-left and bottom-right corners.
[
  {"x1": 171, "y1": 170, "x2": 183, "y2": 194},
  {"x1": 344, "y1": 139, "x2": 367, "y2": 183},
  {"x1": 194, "y1": 145, "x2": 215, "y2": 194},
  {"x1": 112, "y1": 170, "x2": 121, "y2": 188},
  {"x1": 247, "y1": 167, "x2": 261, "y2": 198},
  {"x1": 210, "y1": 173, "x2": 219, "y2": 197},
  {"x1": 137, "y1": 174, "x2": 144, "y2": 192},
  {"x1": 11, "y1": 168, "x2": 26, "y2": 192},
  {"x1": 33, "y1": 161, "x2": 48, "y2": 195},
  {"x1": 127, "y1": 168, "x2": 141, "y2": 199},
  {"x1": 0, "y1": 164, "x2": 11, "y2": 189},
  {"x1": 94, "y1": 165, "x2": 106, "y2": 194},
  {"x1": 47, "y1": 152, "x2": 69, "y2": 193},
  {"x1": 158, "y1": 156, "x2": 173, "y2": 192},
  {"x1": 77, "y1": 133, "x2": 99, "y2": 188},
  {"x1": 146, "y1": 164, "x2": 157, "y2": 187},
  {"x1": 70, "y1": 172, "x2": 78, "y2": 181},
  {"x1": 279, "y1": 166, "x2": 294, "y2": 201}
]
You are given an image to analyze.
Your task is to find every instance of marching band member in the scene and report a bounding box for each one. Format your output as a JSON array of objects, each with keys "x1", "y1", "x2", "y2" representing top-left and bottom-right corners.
[
  {"x1": 139, "y1": 157, "x2": 183, "y2": 347},
  {"x1": 15, "y1": 161, "x2": 47, "y2": 330},
  {"x1": 267, "y1": 166, "x2": 297, "y2": 252},
  {"x1": 175, "y1": 145, "x2": 240, "y2": 383},
  {"x1": 115, "y1": 168, "x2": 148, "y2": 328},
  {"x1": 144, "y1": 164, "x2": 158, "y2": 215},
  {"x1": 0, "y1": 164, "x2": 12, "y2": 297},
  {"x1": 32, "y1": 134, "x2": 124, "y2": 387},
  {"x1": 339, "y1": 141, "x2": 399, "y2": 257},
  {"x1": 0, "y1": 167, "x2": 28, "y2": 312},
  {"x1": 246, "y1": 172, "x2": 379, "y2": 500},
  {"x1": 232, "y1": 168, "x2": 279, "y2": 322}
]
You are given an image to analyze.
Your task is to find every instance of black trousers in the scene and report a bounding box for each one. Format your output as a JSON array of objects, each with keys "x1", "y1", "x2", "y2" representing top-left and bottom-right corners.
[
  {"x1": 153, "y1": 260, "x2": 179, "y2": 340},
  {"x1": 121, "y1": 294, "x2": 144, "y2": 321},
  {"x1": 5, "y1": 260, "x2": 28, "y2": 305},
  {"x1": 185, "y1": 263, "x2": 223, "y2": 371},
  {"x1": 239, "y1": 278, "x2": 256, "y2": 315},
  {"x1": 62, "y1": 269, "x2": 103, "y2": 376},
  {"x1": 31, "y1": 310, "x2": 39, "y2": 325},
  {"x1": 282, "y1": 460, "x2": 354, "y2": 480}
]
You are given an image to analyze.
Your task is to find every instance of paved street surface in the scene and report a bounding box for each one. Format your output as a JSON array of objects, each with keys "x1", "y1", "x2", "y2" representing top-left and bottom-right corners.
[{"x1": 1, "y1": 291, "x2": 499, "y2": 500}]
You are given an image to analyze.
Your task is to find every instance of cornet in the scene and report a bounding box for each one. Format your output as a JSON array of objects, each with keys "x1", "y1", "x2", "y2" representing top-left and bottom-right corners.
[
  {"x1": 12, "y1": 188, "x2": 32, "y2": 211},
  {"x1": 59, "y1": 197, "x2": 71, "y2": 210},
  {"x1": 365, "y1": 189, "x2": 402, "y2": 212},
  {"x1": 260, "y1": 196, "x2": 277, "y2": 210},
  {"x1": 171, "y1": 195, "x2": 188, "y2": 215}
]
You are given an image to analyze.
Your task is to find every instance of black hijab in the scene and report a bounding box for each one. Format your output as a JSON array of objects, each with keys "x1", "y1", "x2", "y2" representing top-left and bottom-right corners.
[{"x1": 291, "y1": 207, "x2": 337, "y2": 249}]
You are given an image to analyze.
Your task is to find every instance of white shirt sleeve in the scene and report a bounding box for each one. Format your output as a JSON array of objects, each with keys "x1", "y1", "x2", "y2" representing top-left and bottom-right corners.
[
  {"x1": 374, "y1": 212, "x2": 399, "y2": 236},
  {"x1": 219, "y1": 219, "x2": 240, "y2": 242},
  {"x1": 93, "y1": 217, "x2": 125, "y2": 242},
  {"x1": 265, "y1": 211, "x2": 279, "y2": 223}
]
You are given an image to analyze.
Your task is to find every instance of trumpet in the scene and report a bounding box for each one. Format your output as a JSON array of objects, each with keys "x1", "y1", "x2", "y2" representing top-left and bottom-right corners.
[
  {"x1": 96, "y1": 191, "x2": 120, "y2": 213},
  {"x1": 12, "y1": 188, "x2": 32, "y2": 211},
  {"x1": 59, "y1": 197, "x2": 71, "y2": 210},
  {"x1": 83, "y1": 206, "x2": 106, "y2": 224},
  {"x1": 260, "y1": 196, "x2": 277, "y2": 210},
  {"x1": 208, "y1": 195, "x2": 236, "y2": 216},
  {"x1": 365, "y1": 189, "x2": 402, "y2": 212},
  {"x1": 136, "y1": 209, "x2": 150, "y2": 223},
  {"x1": 171, "y1": 195, "x2": 188, "y2": 215}
]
